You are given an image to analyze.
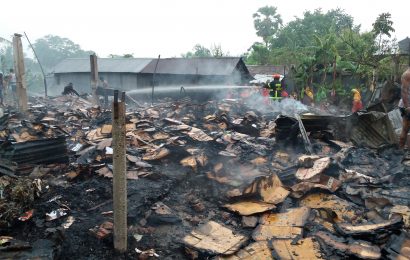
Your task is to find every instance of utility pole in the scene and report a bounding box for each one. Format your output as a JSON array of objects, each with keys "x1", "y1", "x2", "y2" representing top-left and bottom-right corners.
[
  {"x1": 12, "y1": 33, "x2": 28, "y2": 112},
  {"x1": 90, "y1": 54, "x2": 100, "y2": 106},
  {"x1": 112, "y1": 90, "x2": 127, "y2": 253}
]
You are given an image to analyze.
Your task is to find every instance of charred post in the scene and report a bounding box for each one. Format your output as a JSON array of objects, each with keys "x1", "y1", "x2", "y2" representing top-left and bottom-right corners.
[
  {"x1": 12, "y1": 33, "x2": 28, "y2": 112},
  {"x1": 90, "y1": 54, "x2": 100, "y2": 106},
  {"x1": 112, "y1": 90, "x2": 127, "y2": 252}
]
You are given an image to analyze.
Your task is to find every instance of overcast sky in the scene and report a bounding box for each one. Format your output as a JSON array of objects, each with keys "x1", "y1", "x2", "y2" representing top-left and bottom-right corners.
[{"x1": 1, "y1": 0, "x2": 408, "y2": 58}]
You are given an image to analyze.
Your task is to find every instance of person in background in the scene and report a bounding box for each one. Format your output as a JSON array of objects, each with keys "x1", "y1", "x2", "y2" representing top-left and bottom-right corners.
[
  {"x1": 0, "y1": 72, "x2": 4, "y2": 106},
  {"x1": 98, "y1": 76, "x2": 109, "y2": 107},
  {"x1": 302, "y1": 86, "x2": 314, "y2": 106},
  {"x1": 7, "y1": 69, "x2": 17, "y2": 104},
  {"x1": 62, "y1": 82, "x2": 80, "y2": 97},
  {"x1": 281, "y1": 88, "x2": 289, "y2": 98},
  {"x1": 261, "y1": 83, "x2": 270, "y2": 105},
  {"x1": 351, "y1": 88, "x2": 363, "y2": 113},
  {"x1": 398, "y1": 68, "x2": 410, "y2": 149}
]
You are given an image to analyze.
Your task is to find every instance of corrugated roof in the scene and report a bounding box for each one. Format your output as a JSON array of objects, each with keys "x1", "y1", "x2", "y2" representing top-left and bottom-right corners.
[
  {"x1": 247, "y1": 65, "x2": 288, "y2": 76},
  {"x1": 398, "y1": 37, "x2": 410, "y2": 54},
  {"x1": 140, "y1": 57, "x2": 243, "y2": 76},
  {"x1": 53, "y1": 58, "x2": 154, "y2": 73}
]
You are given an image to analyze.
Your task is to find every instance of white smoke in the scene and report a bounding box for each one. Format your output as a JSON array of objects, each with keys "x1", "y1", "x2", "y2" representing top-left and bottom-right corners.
[{"x1": 244, "y1": 91, "x2": 308, "y2": 116}]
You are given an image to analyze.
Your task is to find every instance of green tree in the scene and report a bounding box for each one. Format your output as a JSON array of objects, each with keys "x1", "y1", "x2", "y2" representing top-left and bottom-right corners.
[
  {"x1": 0, "y1": 37, "x2": 13, "y2": 74},
  {"x1": 181, "y1": 44, "x2": 211, "y2": 58},
  {"x1": 246, "y1": 43, "x2": 273, "y2": 65},
  {"x1": 181, "y1": 44, "x2": 228, "y2": 58},
  {"x1": 253, "y1": 6, "x2": 283, "y2": 47},
  {"x1": 33, "y1": 35, "x2": 93, "y2": 70},
  {"x1": 372, "y1": 13, "x2": 395, "y2": 53},
  {"x1": 272, "y1": 8, "x2": 354, "y2": 49},
  {"x1": 108, "y1": 53, "x2": 134, "y2": 58},
  {"x1": 372, "y1": 13, "x2": 395, "y2": 38},
  {"x1": 210, "y1": 44, "x2": 229, "y2": 57}
]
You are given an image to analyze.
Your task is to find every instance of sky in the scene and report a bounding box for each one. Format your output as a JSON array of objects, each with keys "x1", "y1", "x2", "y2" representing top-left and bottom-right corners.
[{"x1": 0, "y1": 0, "x2": 408, "y2": 58}]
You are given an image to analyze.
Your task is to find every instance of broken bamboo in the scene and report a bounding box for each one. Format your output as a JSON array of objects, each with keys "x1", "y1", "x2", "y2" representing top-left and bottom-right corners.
[{"x1": 112, "y1": 90, "x2": 127, "y2": 253}]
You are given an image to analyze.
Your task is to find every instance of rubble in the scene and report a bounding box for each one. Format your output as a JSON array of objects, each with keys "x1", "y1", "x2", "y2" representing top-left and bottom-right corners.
[
  {"x1": 252, "y1": 207, "x2": 311, "y2": 240},
  {"x1": 1, "y1": 95, "x2": 410, "y2": 259},
  {"x1": 183, "y1": 221, "x2": 247, "y2": 256},
  {"x1": 270, "y1": 237, "x2": 323, "y2": 259}
]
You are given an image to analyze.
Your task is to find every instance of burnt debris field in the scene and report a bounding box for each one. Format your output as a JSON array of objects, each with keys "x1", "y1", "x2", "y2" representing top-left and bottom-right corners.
[{"x1": 1, "y1": 95, "x2": 410, "y2": 260}]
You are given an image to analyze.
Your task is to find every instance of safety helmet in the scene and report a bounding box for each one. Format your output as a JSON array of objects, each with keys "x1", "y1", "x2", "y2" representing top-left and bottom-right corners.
[{"x1": 273, "y1": 74, "x2": 280, "y2": 79}]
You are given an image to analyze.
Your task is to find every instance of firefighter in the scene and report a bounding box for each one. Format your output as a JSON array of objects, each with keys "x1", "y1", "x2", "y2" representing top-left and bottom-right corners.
[{"x1": 269, "y1": 74, "x2": 282, "y2": 101}]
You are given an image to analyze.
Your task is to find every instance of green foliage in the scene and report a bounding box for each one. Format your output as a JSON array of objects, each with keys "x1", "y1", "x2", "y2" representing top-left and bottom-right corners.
[
  {"x1": 33, "y1": 35, "x2": 93, "y2": 70},
  {"x1": 246, "y1": 43, "x2": 273, "y2": 65},
  {"x1": 253, "y1": 6, "x2": 283, "y2": 47},
  {"x1": 182, "y1": 44, "x2": 211, "y2": 58},
  {"x1": 181, "y1": 44, "x2": 228, "y2": 58},
  {"x1": 372, "y1": 13, "x2": 395, "y2": 38},
  {"x1": 272, "y1": 8, "x2": 354, "y2": 49},
  {"x1": 108, "y1": 53, "x2": 134, "y2": 58},
  {"x1": 0, "y1": 46, "x2": 13, "y2": 74},
  {"x1": 246, "y1": 6, "x2": 400, "y2": 97}
]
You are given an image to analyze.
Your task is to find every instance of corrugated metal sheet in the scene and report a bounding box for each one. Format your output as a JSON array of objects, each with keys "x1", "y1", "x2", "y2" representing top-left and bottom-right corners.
[
  {"x1": 53, "y1": 58, "x2": 153, "y2": 73},
  {"x1": 350, "y1": 112, "x2": 397, "y2": 149},
  {"x1": 140, "y1": 57, "x2": 243, "y2": 76},
  {"x1": 388, "y1": 108, "x2": 402, "y2": 130},
  {"x1": 0, "y1": 136, "x2": 68, "y2": 175},
  {"x1": 398, "y1": 37, "x2": 410, "y2": 54}
]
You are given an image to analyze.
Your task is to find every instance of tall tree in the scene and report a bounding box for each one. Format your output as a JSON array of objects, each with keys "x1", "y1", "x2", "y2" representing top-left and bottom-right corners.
[
  {"x1": 372, "y1": 13, "x2": 395, "y2": 52},
  {"x1": 181, "y1": 44, "x2": 211, "y2": 58},
  {"x1": 181, "y1": 44, "x2": 228, "y2": 58},
  {"x1": 33, "y1": 35, "x2": 93, "y2": 70},
  {"x1": 253, "y1": 6, "x2": 283, "y2": 47},
  {"x1": 246, "y1": 43, "x2": 273, "y2": 65},
  {"x1": 272, "y1": 8, "x2": 354, "y2": 49}
]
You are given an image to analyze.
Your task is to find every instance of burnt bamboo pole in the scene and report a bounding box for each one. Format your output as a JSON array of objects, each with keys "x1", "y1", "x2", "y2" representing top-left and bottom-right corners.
[
  {"x1": 90, "y1": 54, "x2": 100, "y2": 106},
  {"x1": 112, "y1": 90, "x2": 127, "y2": 253},
  {"x1": 12, "y1": 33, "x2": 28, "y2": 112}
]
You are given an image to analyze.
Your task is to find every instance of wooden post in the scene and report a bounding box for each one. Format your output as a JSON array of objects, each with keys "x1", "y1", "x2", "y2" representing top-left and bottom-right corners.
[
  {"x1": 12, "y1": 33, "x2": 28, "y2": 111},
  {"x1": 112, "y1": 90, "x2": 127, "y2": 253},
  {"x1": 90, "y1": 54, "x2": 100, "y2": 106}
]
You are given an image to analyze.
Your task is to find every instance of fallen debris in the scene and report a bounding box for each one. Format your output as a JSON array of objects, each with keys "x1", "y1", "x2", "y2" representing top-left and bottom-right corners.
[
  {"x1": 224, "y1": 201, "x2": 276, "y2": 216},
  {"x1": 252, "y1": 207, "x2": 311, "y2": 240},
  {"x1": 183, "y1": 221, "x2": 247, "y2": 256},
  {"x1": 45, "y1": 209, "x2": 68, "y2": 221},
  {"x1": 315, "y1": 231, "x2": 381, "y2": 259},
  {"x1": 89, "y1": 221, "x2": 114, "y2": 240},
  {"x1": 334, "y1": 214, "x2": 403, "y2": 240},
  {"x1": 271, "y1": 237, "x2": 323, "y2": 259},
  {"x1": 215, "y1": 241, "x2": 273, "y2": 260},
  {"x1": 1, "y1": 95, "x2": 409, "y2": 259}
]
